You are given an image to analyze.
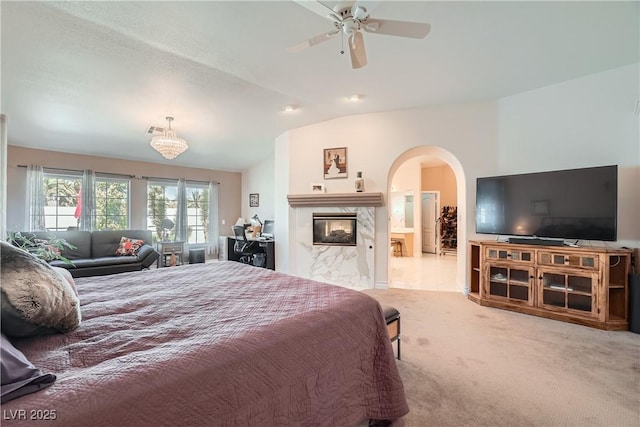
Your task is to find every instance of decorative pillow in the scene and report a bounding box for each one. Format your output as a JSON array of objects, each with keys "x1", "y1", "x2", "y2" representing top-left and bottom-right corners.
[
  {"x1": 1, "y1": 333, "x2": 56, "y2": 403},
  {"x1": 0, "y1": 241, "x2": 81, "y2": 338},
  {"x1": 115, "y1": 236, "x2": 145, "y2": 256}
]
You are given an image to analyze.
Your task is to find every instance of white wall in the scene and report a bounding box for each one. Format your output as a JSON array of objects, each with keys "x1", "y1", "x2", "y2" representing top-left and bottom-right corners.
[
  {"x1": 277, "y1": 102, "x2": 499, "y2": 289},
  {"x1": 272, "y1": 64, "x2": 639, "y2": 290},
  {"x1": 497, "y1": 64, "x2": 640, "y2": 246},
  {"x1": 241, "y1": 153, "x2": 275, "y2": 229},
  {"x1": 274, "y1": 133, "x2": 290, "y2": 272},
  {"x1": 0, "y1": 115, "x2": 7, "y2": 240}
]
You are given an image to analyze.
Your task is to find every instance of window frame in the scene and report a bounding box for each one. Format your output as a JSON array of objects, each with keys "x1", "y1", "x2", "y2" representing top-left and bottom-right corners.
[
  {"x1": 94, "y1": 175, "x2": 131, "y2": 231},
  {"x1": 42, "y1": 170, "x2": 131, "y2": 231}
]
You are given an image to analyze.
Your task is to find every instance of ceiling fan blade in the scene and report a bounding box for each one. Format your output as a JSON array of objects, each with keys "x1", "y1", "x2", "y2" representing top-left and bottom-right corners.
[
  {"x1": 286, "y1": 29, "x2": 340, "y2": 53},
  {"x1": 363, "y1": 19, "x2": 431, "y2": 39},
  {"x1": 292, "y1": 0, "x2": 343, "y2": 22},
  {"x1": 348, "y1": 31, "x2": 367, "y2": 69}
]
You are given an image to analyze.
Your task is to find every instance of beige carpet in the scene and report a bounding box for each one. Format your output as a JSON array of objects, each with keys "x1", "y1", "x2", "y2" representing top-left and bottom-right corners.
[{"x1": 364, "y1": 289, "x2": 640, "y2": 427}]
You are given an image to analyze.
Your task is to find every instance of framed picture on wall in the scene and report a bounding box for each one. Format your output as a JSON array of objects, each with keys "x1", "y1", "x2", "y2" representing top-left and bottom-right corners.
[
  {"x1": 323, "y1": 147, "x2": 348, "y2": 179},
  {"x1": 249, "y1": 193, "x2": 259, "y2": 207}
]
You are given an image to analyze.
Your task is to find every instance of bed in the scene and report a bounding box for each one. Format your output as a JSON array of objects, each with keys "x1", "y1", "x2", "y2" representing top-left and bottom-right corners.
[{"x1": 2, "y1": 261, "x2": 408, "y2": 426}]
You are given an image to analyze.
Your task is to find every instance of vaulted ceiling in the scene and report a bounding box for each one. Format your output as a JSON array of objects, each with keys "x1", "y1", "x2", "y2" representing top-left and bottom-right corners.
[{"x1": 2, "y1": 1, "x2": 637, "y2": 171}]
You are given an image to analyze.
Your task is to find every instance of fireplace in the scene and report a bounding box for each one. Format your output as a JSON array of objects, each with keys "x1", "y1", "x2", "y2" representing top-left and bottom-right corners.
[{"x1": 313, "y1": 213, "x2": 357, "y2": 246}]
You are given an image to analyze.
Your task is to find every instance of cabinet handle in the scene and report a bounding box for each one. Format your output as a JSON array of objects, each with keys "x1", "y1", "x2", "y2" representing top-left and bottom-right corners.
[{"x1": 538, "y1": 276, "x2": 543, "y2": 280}]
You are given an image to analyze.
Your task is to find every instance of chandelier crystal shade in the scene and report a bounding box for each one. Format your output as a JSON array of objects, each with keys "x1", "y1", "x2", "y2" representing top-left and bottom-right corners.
[{"x1": 150, "y1": 116, "x2": 188, "y2": 160}]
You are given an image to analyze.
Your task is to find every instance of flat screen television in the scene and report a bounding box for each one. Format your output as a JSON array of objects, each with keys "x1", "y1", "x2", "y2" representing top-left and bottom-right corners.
[{"x1": 476, "y1": 165, "x2": 617, "y2": 241}]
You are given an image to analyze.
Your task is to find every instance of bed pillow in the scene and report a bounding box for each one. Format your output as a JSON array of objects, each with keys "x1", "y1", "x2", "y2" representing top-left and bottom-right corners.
[
  {"x1": 115, "y1": 236, "x2": 145, "y2": 256},
  {"x1": 50, "y1": 266, "x2": 78, "y2": 297},
  {"x1": 0, "y1": 241, "x2": 81, "y2": 338},
  {"x1": 1, "y1": 333, "x2": 56, "y2": 403}
]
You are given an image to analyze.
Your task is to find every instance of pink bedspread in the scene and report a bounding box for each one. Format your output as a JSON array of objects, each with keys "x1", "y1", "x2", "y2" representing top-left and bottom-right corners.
[{"x1": 2, "y1": 262, "x2": 408, "y2": 426}]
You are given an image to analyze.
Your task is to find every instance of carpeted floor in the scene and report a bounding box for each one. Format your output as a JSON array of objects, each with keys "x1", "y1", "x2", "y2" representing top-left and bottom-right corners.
[{"x1": 364, "y1": 289, "x2": 640, "y2": 427}]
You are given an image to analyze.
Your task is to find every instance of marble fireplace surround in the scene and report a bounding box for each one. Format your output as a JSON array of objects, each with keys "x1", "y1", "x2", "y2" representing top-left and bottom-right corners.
[{"x1": 287, "y1": 193, "x2": 384, "y2": 290}]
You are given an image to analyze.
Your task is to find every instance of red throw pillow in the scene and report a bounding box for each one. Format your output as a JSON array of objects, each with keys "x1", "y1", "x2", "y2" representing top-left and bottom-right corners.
[{"x1": 115, "y1": 237, "x2": 145, "y2": 256}]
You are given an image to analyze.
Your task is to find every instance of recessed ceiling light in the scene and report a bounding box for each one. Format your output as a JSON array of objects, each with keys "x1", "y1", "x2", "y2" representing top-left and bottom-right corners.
[
  {"x1": 282, "y1": 105, "x2": 297, "y2": 112},
  {"x1": 347, "y1": 94, "x2": 362, "y2": 102}
]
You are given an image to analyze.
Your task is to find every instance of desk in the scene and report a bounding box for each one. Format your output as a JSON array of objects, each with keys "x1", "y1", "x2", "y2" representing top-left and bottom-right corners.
[
  {"x1": 226, "y1": 236, "x2": 275, "y2": 270},
  {"x1": 157, "y1": 241, "x2": 185, "y2": 267}
]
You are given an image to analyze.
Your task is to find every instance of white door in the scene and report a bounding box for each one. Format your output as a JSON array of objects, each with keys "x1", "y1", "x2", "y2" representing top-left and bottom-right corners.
[{"x1": 422, "y1": 192, "x2": 438, "y2": 253}]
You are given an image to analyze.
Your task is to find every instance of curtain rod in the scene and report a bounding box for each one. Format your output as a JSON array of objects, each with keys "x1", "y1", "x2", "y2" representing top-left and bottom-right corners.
[
  {"x1": 17, "y1": 166, "x2": 220, "y2": 185},
  {"x1": 18, "y1": 165, "x2": 134, "y2": 179},
  {"x1": 142, "y1": 176, "x2": 220, "y2": 185}
]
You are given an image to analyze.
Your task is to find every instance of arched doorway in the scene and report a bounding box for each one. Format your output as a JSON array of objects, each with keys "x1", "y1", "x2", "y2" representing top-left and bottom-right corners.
[{"x1": 387, "y1": 146, "x2": 467, "y2": 293}]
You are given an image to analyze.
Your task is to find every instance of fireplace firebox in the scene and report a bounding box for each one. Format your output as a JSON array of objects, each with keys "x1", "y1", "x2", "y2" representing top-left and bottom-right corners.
[{"x1": 313, "y1": 213, "x2": 357, "y2": 246}]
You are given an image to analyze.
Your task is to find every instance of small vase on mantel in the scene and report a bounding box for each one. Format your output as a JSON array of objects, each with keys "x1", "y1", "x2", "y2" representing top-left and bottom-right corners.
[{"x1": 355, "y1": 171, "x2": 365, "y2": 192}]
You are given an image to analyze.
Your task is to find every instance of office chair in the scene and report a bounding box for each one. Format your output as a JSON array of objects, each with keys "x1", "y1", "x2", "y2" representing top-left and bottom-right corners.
[{"x1": 232, "y1": 225, "x2": 260, "y2": 265}]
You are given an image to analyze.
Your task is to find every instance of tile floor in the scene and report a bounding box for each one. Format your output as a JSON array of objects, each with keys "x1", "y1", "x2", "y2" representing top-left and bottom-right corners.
[{"x1": 388, "y1": 252, "x2": 458, "y2": 292}]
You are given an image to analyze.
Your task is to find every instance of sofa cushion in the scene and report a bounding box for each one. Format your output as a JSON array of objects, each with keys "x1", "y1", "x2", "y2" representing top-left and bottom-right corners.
[
  {"x1": 115, "y1": 237, "x2": 145, "y2": 256},
  {"x1": 91, "y1": 230, "x2": 152, "y2": 258},
  {"x1": 52, "y1": 256, "x2": 140, "y2": 268},
  {"x1": 0, "y1": 242, "x2": 81, "y2": 338}
]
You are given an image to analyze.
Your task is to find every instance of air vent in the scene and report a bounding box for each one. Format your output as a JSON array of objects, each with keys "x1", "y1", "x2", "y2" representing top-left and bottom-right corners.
[{"x1": 146, "y1": 126, "x2": 165, "y2": 134}]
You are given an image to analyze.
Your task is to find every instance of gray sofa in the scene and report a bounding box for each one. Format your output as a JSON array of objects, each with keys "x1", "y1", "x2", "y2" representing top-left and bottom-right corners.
[{"x1": 17, "y1": 230, "x2": 159, "y2": 278}]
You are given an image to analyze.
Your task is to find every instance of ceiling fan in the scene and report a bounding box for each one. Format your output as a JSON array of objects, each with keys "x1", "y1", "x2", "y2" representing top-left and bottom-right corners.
[{"x1": 288, "y1": 1, "x2": 431, "y2": 69}]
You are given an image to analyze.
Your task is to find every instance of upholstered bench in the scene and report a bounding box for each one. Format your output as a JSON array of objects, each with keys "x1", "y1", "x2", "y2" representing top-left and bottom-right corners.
[{"x1": 381, "y1": 304, "x2": 401, "y2": 360}]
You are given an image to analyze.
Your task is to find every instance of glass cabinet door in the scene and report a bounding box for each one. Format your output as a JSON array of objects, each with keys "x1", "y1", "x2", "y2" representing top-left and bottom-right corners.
[
  {"x1": 488, "y1": 266, "x2": 508, "y2": 298},
  {"x1": 539, "y1": 269, "x2": 597, "y2": 316},
  {"x1": 487, "y1": 265, "x2": 533, "y2": 304}
]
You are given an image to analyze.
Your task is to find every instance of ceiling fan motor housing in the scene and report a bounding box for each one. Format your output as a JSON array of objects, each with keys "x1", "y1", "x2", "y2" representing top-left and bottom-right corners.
[{"x1": 289, "y1": 1, "x2": 431, "y2": 69}]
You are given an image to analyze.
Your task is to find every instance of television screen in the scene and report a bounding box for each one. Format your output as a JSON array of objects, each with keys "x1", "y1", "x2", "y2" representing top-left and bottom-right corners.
[{"x1": 476, "y1": 165, "x2": 617, "y2": 241}]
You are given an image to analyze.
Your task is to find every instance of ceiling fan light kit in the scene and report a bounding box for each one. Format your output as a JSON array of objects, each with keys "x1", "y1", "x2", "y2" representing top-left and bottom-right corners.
[
  {"x1": 289, "y1": 0, "x2": 431, "y2": 69},
  {"x1": 149, "y1": 116, "x2": 188, "y2": 160}
]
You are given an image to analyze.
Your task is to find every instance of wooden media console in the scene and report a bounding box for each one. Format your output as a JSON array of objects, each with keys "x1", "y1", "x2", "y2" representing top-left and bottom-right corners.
[{"x1": 468, "y1": 241, "x2": 632, "y2": 330}]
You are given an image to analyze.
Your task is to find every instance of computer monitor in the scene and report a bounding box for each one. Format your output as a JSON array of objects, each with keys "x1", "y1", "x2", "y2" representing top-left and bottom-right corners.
[{"x1": 261, "y1": 220, "x2": 274, "y2": 239}]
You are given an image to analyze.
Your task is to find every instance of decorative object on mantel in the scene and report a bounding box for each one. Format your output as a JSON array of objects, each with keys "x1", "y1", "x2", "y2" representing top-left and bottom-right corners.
[
  {"x1": 149, "y1": 116, "x2": 188, "y2": 160},
  {"x1": 355, "y1": 171, "x2": 364, "y2": 192},
  {"x1": 249, "y1": 193, "x2": 259, "y2": 207},
  {"x1": 323, "y1": 147, "x2": 348, "y2": 179},
  {"x1": 287, "y1": 192, "x2": 384, "y2": 207},
  {"x1": 311, "y1": 183, "x2": 326, "y2": 193}
]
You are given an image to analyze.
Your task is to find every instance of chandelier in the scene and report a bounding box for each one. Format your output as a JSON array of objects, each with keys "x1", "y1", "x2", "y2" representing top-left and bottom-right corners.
[{"x1": 150, "y1": 116, "x2": 188, "y2": 160}]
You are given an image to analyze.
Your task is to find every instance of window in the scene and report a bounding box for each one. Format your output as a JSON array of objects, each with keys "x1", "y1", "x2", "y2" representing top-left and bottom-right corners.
[
  {"x1": 95, "y1": 178, "x2": 129, "y2": 230},
  {"x1": 147, "y1": 180, "x2": 211, "y2": 244},
  {"x1": 147, "y1": 181, "x2": 177, "y2": 242},
  {"x1": 43, "y1": 173, "x2": 81, "y2": 231},
  {"x1": 43, "y1": 172, "x2": 130, "y2": 231},
  {"x1": 185, "y1": 183, "x2": 209, "y2": 244}
]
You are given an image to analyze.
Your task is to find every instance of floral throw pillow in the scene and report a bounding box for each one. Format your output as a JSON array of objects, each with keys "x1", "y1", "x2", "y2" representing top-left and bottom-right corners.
[{"x1": 115, "y1": 237, "x2": 145, "y2": 256}]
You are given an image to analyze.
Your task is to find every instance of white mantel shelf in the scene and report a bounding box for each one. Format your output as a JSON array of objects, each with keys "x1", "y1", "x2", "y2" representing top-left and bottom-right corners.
[{"x1": 287, "y1": 192, "x2": 384, "y2": 207}]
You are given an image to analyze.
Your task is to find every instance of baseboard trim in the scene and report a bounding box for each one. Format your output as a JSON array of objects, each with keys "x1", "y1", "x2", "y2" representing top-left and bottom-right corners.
[{"x1": 374, "y1": 281, "x2": 389, "y2": 290}]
